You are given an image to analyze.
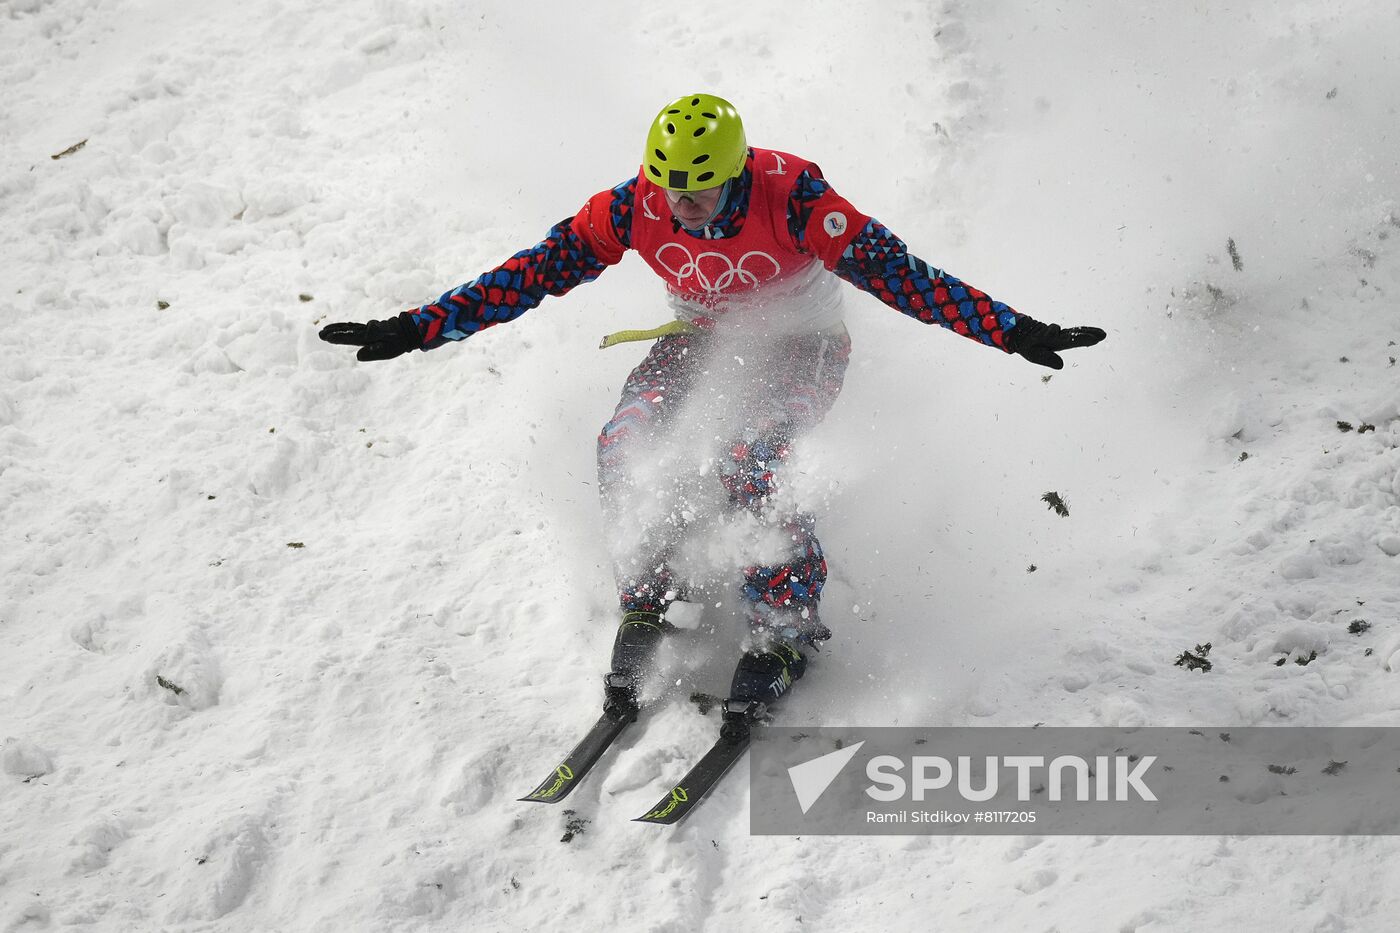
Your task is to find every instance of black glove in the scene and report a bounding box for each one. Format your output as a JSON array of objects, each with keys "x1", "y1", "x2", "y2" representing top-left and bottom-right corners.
[
  {"x1": 1005, "y1": 318, "x2": 1106, "y2": 370},
  {"x1": 318, "y1": 311, "x2": 423, "y2": 362}
]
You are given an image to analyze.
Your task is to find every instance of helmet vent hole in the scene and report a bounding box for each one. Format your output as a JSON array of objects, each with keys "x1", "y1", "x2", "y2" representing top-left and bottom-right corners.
[
  {"x1": 693, "y1": 127, "x2": 706, "y2": 137},
  {"x1": 648, "y1": 165, "x2": 662, "y2": 178},
  {"x1": 665, "y1": 122, "x2": 675, "y2": 134},
  {"x1": 701, "y1": 112, "x2": 716, "y2": 119},
  {"x1": 691, "y1": 153, "x2": 710, "y2": 165},
  {"x1": 696, "y1": 171, "x2": 715, "y2": 183},
  {"x1": 691, "y1": 97, "x2": 700, "y2": 106},
  {"x1": 654, "y1": 148, "x2": 667, "y2": 162},
  {"x1": 667, "y1": 108, "x2": 680, "y2": 114}
]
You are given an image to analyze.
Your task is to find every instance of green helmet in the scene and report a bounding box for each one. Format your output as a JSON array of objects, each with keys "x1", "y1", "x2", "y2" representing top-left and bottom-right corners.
[{"x1": 643, "y1": 93, "x2": 747, "y2": 192}]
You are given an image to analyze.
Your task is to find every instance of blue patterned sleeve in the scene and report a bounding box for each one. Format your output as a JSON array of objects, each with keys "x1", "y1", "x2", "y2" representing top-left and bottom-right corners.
[
  {"x1": 834, "y1": 219, "x2": 1022, "y2": 351},
  {"x1": 408, "y1": 178, "x2": 636, "y2": 349}
]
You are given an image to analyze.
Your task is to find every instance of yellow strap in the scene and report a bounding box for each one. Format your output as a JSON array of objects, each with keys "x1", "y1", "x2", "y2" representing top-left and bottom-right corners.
[{"x1": 598, "y1": 319, "x2": 701, "y2": 349}]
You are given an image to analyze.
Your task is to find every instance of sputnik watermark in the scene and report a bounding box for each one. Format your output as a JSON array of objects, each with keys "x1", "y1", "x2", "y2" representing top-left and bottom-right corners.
[
  {"x1": 786, "y1": 741, "x2": 865, "y2": 814},
  {"x1": 865, "y1": 754, "x2": 1157, "y2": 802},
  {"x1": 752, "y1": 727, "x2": 1400, "y2": 835},
  {"x1": 786, "y1": 748, "x2": 1156, "y2": 818}
]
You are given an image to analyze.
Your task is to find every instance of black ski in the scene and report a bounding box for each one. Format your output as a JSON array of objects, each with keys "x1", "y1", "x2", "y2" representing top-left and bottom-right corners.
[
  {"x1": 520, "y1": 613, "x2": 721, "y2": 806},
  {"x1": 519, "y1": 711, "x2": 632, "y2": 804},
  {"x1": 633, "y1": 702, "x2": 760, "y2": 825}
]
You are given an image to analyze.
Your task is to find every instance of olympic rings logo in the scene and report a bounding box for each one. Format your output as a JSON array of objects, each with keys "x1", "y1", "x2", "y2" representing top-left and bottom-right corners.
[{"x1": 653, "y1": 243, "x2": 782, "y2": 296}]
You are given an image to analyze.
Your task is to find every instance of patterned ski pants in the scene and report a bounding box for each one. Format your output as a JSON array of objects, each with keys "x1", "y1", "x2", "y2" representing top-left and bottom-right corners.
[{"x1": 596, "y1": 326, "x2": 850, "y2": 634}]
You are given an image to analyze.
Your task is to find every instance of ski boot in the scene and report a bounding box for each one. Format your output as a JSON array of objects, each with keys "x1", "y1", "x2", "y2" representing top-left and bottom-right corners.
[
  {"x1": 718, "y1": 638, "x2": 806, "y2": 741},
  {"x1": 720, "y1": 603, "x2": 831, "y2": 740},
  {"x1": 602, "y1": 610, "x2": 668, "y2": 722},
  {"x1": 728, "y1": 638, "x2": 806, "y2": 705}
]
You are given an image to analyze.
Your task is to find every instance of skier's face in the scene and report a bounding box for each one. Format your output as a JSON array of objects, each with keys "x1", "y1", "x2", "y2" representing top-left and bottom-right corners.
[{"x1": 664, "y1": 185, "x2": 724, "y2": 229}]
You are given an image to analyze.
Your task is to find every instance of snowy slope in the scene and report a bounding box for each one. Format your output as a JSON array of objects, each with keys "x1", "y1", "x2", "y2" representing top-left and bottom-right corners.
[{"x1": 2, "y1": 1, "x2": 1399, "y2": 930}]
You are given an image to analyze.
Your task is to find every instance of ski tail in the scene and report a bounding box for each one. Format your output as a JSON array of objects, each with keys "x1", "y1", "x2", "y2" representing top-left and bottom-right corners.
[
  {"x1": 520, "y1": 712, "x2": 631, "y2": 804},
  {"x1": 633, "y1": 701, "x2": 760, "y2": 825}
]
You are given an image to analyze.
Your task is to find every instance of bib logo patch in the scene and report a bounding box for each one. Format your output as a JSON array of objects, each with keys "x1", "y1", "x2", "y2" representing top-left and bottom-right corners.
[{"x1": 823, "y1": 211, "x2": 848, "y2": 237}]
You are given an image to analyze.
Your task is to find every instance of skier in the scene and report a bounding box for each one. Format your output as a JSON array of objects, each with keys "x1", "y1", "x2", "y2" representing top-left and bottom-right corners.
[{"x1": 319, "y1": 93, "x2": 1105, "y2": 732}]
